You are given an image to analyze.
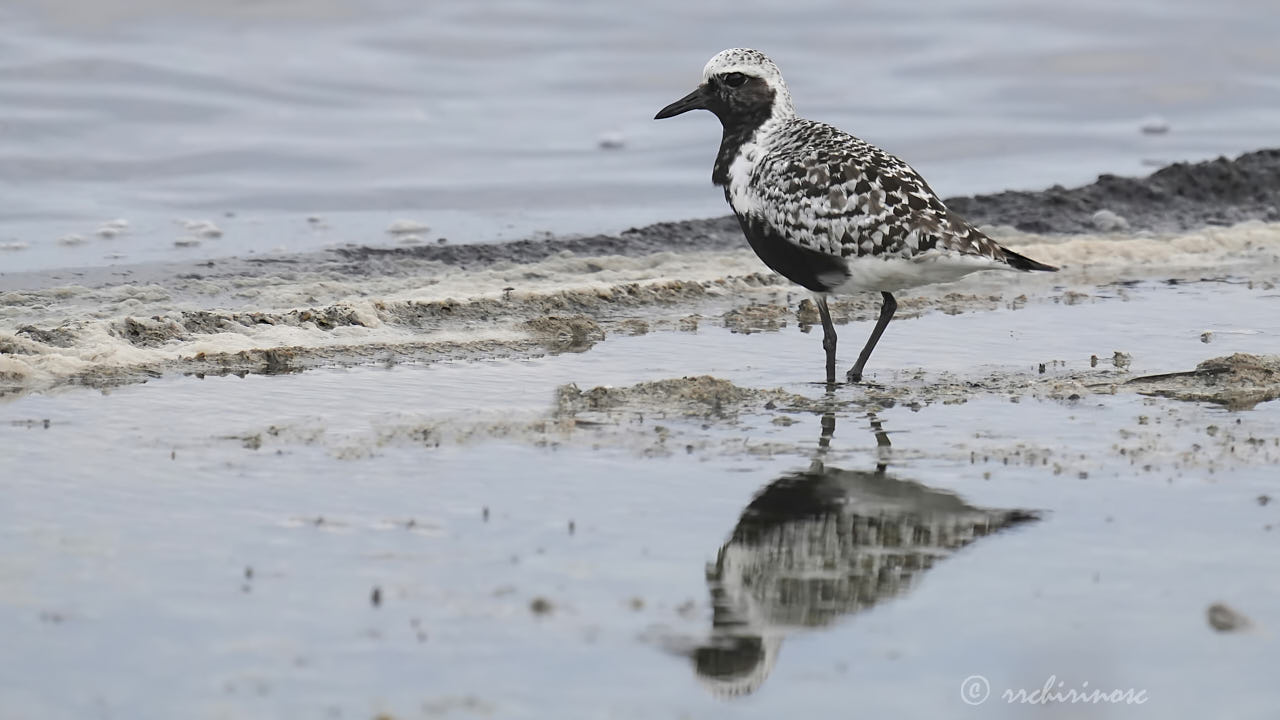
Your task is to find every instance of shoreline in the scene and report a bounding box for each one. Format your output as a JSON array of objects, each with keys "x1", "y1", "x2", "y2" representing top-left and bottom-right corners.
[{"x1": 1, "y1": 148, "x2": 1278, "y2": 294}]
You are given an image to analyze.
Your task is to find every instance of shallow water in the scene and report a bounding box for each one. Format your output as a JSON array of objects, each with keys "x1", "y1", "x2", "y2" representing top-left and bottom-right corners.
[
  {"x1": 3, "y1": 0, "x2": 1280, "y2": 272},
  {"x1": 3, "y1": 277, "x2": 1279, "y2": 718}
]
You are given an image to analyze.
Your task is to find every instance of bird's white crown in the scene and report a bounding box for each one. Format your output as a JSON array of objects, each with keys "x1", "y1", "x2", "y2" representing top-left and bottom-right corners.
[{"x1": 702, "y1": 48, "x2": 795, "y2": 119}]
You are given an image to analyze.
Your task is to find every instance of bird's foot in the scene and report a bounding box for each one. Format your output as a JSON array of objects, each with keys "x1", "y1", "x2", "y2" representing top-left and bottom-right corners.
[{"x1": 845, "y1": 369, "x2": 883, "y2": 389}]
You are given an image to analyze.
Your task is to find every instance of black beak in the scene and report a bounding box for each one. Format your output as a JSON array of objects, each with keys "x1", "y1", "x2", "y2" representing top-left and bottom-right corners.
[{"x1": 654, "y1": 85, "x2": 708, "y2": 119}]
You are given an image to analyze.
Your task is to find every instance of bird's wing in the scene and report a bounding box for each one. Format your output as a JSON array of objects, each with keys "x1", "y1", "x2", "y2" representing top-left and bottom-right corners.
[{"x1": 743, "y1": 124, "x2": 1009, "y2": 264}]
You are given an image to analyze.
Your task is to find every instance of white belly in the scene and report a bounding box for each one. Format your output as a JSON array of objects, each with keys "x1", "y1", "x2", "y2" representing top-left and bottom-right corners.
[{"x1": 830, "y1": 252, "x2": 1013, "y2": 294}]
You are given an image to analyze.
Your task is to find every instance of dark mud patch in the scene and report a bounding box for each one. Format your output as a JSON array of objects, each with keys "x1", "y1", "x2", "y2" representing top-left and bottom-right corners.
[
  {"x1": 331, "y1": 217, "x2": 746, "y2": 271},
  {"x1": 113, "y1": 317, "x2": 188, "y2": 348},
  {"x1": 723, "y1": 304, "x2": 790, "y2": 334},
  {"x1": 837, "y1": 355, "x2": 1280, "y2": 414},
  {"x1": 15, "y1": 324, "x2": 77, "y2": 348},
  {"x1": 177, "y1": 339, "x2": 542, "y2": 383},
  {"x1": 523, "y1": 315, "x2": 606, "y2": 352},
  {"x1": 376, "y1": 277, "x2": 762, "y2": 329},
  {"x1": 554, "y1": 376, "x2": 815, "y2": 418},
  {"x1": 181, "y1": 306, "x2": 374, "y2": 333},
  {"x1": 1125, "y1": 353, "x2": 1280, "y2": 410},
  {"x1": 618, "y1": 319, "x2": 651, "y2": 336},
  {"x1": 947, "y1": 149, "x2": 1280, "y2": 234},
  {"x1": 98, "y1": 306, "x2": 381, "y2": 349},
  {"x1": 0, "y1": 335, "x2": 43, "y2": 357},
  {"x1": 1207, "y1": 603, "x2": 1255, "y2": 633},
  {"x1": 849, "y1": 368, "x2": 1107, "y2": 413}
]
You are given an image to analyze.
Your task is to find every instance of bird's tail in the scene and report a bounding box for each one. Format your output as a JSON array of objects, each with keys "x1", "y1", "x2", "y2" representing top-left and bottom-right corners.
[{"x1": 1001, "y1": 246, "x2": 1058, "y2": 272}]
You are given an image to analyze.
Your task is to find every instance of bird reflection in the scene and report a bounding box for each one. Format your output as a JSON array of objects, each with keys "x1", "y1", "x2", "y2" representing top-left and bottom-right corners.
[{"x1": 692, "y1": 412, "x2": 1037, "y2": 697}]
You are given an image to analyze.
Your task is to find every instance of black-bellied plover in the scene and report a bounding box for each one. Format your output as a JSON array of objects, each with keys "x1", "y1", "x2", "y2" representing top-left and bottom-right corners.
[{"x1": 655, "y1": 48, "x2": 1058, "y2": 384}]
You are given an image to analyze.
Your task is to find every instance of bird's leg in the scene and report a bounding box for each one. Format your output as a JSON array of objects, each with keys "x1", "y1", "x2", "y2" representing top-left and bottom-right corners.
[
  {"x1": 816, "y1": 295, "x2": 837, "y2": 386},
  {"x1": 846, "y1": 292, "x2": 897, "y2": 383}
]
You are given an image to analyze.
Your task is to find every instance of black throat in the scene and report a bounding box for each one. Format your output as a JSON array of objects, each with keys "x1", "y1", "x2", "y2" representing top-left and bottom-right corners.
[{"x1": 710, "y1": 80, "x2": 776, "y2": 187}]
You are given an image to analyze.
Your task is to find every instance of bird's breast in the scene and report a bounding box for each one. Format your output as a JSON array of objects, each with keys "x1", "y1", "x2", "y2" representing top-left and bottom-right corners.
[{"x1": 725, "y1": 144, "x2": 766, "y2": 217}]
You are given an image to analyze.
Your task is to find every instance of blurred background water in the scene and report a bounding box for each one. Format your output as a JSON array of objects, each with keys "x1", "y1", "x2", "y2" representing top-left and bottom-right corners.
[{"x1": 1, "y1": 0, "x2": 1278, "y2": 272}]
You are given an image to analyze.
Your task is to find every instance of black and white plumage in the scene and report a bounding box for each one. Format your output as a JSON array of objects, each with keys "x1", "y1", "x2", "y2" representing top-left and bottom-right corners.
[{"x1": 656, "y1": 48, "x2": 1057, "y2": 384}]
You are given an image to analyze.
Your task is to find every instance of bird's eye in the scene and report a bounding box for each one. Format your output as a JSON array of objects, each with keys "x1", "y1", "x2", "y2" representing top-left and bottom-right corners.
[{"x1": 722, "y1": 72, "x2": 747, "y2": 88}]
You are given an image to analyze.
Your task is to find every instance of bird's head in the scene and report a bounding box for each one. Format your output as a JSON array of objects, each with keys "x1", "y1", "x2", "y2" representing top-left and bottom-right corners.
[{"x1": 654, "y1": 48, "x2": 795, "y2": 127}]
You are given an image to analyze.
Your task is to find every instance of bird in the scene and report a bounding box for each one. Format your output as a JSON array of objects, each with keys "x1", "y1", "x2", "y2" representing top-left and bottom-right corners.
[{"x1": 654, "y1": 48, "x2": 1058, "y2": 385}]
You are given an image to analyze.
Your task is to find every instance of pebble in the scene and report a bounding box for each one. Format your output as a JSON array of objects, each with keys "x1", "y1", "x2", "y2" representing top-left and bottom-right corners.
[
  {"x1": 387, "y1": 219, "x2": 430, "y2": 235},
  {"x1": 597, "y1": 130, "x2": 625, "y2": 150},
  {"x1": 182, "y1": 219, "x2": 223, "y2": 238},
  {"x1": 1139, "y1": 115, "x2": 1171, "y2": 135},
  {"x1": 1090, "y1": 209, "x2": 1130, "y2": 232},
  {"x1": 1207, "y1": 602, "x2": 1251, "y2": 632}
]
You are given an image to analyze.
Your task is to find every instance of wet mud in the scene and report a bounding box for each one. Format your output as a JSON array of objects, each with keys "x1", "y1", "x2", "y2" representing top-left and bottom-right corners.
[
  {"x1": 948, "y1": 149, "x2": 1280, "y2": 234},
  {"x1": 554, "y1": 376, "x2": 812, "y2": 418},
  {"x1": 1125, "y1": 354, "x2": 1280, "y2": 410}
]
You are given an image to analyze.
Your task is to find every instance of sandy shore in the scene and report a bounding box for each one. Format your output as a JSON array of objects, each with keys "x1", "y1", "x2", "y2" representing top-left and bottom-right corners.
[{"x1": 2, "y1": 149, "x2": 1280, "y2": 405}]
